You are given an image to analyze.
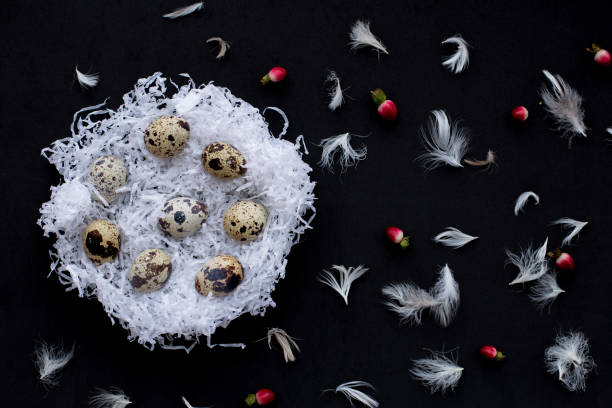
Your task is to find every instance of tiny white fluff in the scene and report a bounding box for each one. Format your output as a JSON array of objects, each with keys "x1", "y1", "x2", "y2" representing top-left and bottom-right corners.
[
  {"x1": 433, "y1": 227, "x2": 478, "y2": 249},
  {"x1": 267, "y1": 328, "x2": 300, "y2": 363},
  {"x1": 551, "y1": 217, "x2": 588, "y2": 246},
  {"x1": 506, "y1": 237, "x2": 549, "y2": 285},
  {"x1": 318, "y1": 133, "x2": 367, "y2": 173},
  {"x1": 529, "y1": 272, "x2": 564, "y2": 311},
  {"x1": 163, "y1": 2, "x2": 203, "y2": 19},
  {"x1": 325, "y1": 381, "x2": 379, "y2": 408},
  {"x1": 206, "y1": 37, "x2": 230, "y2": 59},
  {"x1": 326, "y1": 71, "x2": 345, "y2": 111},
  {"x1": 75, "y1": 66, "x2": 99, "y2": 89},
  {"x1": 410, "y1": 350, "x2": 463, "y2": 394},
  {"x1": 90, "y1": 388, "x2": 131, "y2": 408},
  {"x1": 545, "y1": 330, "x2": 595, "y2": 392},
  {"x1": 35, "y1": 341, "x2": 74, "y2": 387},
  {"x1": 514, "y1": 191, "x2": 540, "y2": 216},
  {"x1": 441, "y1": 35, "x2": 470, "y2": 74},
  {"x1": 318, "y1": 265, "x2": 369, "y2": 305},
  {"x1": 348, "y1": 20, "x2": 389, "y2": 55},
  {"x1": 607, "y1": 127, "x2": 612, "y2": 135},
  {"x1": 182, "y1": 396, "x2": 210, "y2": 408},
  {"x1": 418, "y1": 110, "x2": 469, "y2": 169}
]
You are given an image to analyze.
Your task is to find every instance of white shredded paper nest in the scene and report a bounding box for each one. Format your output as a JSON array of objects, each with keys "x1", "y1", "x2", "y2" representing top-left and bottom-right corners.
[{"x1": 38, "y1": 73, "x2": 316, "y2": 351}]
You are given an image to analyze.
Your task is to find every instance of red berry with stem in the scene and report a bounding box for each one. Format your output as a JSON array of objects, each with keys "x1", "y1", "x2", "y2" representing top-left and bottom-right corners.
[
  {"x1": 371, "y1": 88, "x2": 398, "y2": 120},
  {"x1": 386, "y1": 226, "x2": 410, "y2": 249},
  {"x1": 245, "y1": 389, "x2": 275, "y2": 406},
  {"x1": 480, "y1": 345, "x2": 506, "y2": 361},
  {"x1": 587, "y1": 44, "x2": 611, "y2": 66},
  {"x1": 547, "y1": 249, "x2": 575, "y2": 271},
  {"x1": 261, "y1": 67, "x2": 287, "y2": 84},
  {"x1": 511, "y1": 106, "x2": 528, "y2": 121}
]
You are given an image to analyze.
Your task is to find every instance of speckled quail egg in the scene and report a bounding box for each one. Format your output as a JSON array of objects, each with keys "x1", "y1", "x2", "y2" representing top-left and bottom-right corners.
[
  {"x1": 82, "y1": 219, "x2": 121, "y2": 265},
  {"x1": 195, "y1": 255, "x2": 243, "y2": 297},
  {"x1": 87, "y1": 155, "x2": 128, "y2": 204},
  {"x1": 223, "y1": 200, "x2": 268, "y2": 242},
  {"x1": 144, "y1": 116, "x2": 190, "y2": 158},
  {"x1": 201, "y1": 142, "x2": 247, "y2": 179},
  {"x1": 158, "y1": 196, "x2": 209, "y2": 238},
  {"x1": 128, "y1": 249, "x2": 172, "y2": 293}
]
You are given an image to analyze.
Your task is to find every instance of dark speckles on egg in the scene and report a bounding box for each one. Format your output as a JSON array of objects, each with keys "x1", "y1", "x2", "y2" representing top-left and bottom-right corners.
[
  {"x1": 128, "y1": 249, "x2": 172, "y2": 293},
  {"x1": 158, "y1": 196, "x2": 209, "y2": 238},
  {"x1": 223, "y1": 200, "x2": 268, "y2": 242},
  {"x1": 201, "y1": 142, "x2": 246, "y2": 178},
  {"x1": 82, "y1": 219, "x2": 121, "y2": 265},
  {"x1": 174, "y1": 211, "x2": 186, "y2": 224},
  {"x1": 87, "y1": 155, "x2": 128, "y2": 205},
  {"x1": 144, "y1": 116, "x2": 190, "y2": 158},
  {"x1": 195, "y1": 255, "x2": 243, "y2": 297}
]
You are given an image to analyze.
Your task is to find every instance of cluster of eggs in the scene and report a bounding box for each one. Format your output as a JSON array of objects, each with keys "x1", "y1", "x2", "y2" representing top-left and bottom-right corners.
[{"x1": 82, "y1": 115, "x2": 268, "y2": 297}]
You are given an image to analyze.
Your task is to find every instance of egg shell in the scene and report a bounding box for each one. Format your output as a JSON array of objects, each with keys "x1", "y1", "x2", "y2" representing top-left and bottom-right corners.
[
  {"x1": 195, "y1": 255, "x2": 243, "y2": 297},
  {"x1": 144, "y1": 116, "x2": 190, "y2": 158},
  {"x1": 158, "y1": 196, "x2": 209, "y2": 238},
  {"x1": 128, "y1": 249, "x2": 172, "y2": 293},
  {"x1": 223, "y1": 200, "x2": 268, "y2": 242},
  {"x1": 201, "y1": 142, "x2": 247, "y2": 179},
  {"x1": 87, "y1": 155, "x2": 128, "y2": 204},
  {"x1": 82, "y1": 219, "x2": 121, "y2": 265}
]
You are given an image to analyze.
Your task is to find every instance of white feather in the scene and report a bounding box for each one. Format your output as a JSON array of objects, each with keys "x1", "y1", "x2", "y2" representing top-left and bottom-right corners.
[
  {"x1": 348, "y1": 20, "x2": 388, "y2": 55},
  {"x1": 318, "y1": 265, "x2": 369, "y2": 305},
  {"x1": 382, "y1": 283, "x2": 439, "y2": 325},
  {"x1": 206, "y1": 37, "x2": 230, "y2": 59},
  {"x1": 326, "y1": 381, "x2": 379, "y2": 408},
  {"x1": 163, "y1": 2, "x2": 203, "y2": 19},
  {"x1": 267, "y1": 328, "x2": 300, "y2": 363},
  {"x1": 418, "y1": 110, "x2": 469, "y2": 169},
  {"x1": 540, "y1": 70, "x2": 587, "y2": 142},
  {"x1": 430, "y1": 265, "x2": 460, "y2": 327},
  {"x1": 326, "y1": 71, "x2": 345, "y2": 111},
  {"x1": 35, "y1": 342, "x2": 74, "y2": 386},
  {"x1": 182, "y1": 396, "x2": 210, "y2": 408},
  {"x1": 551, "y1": 217, "x2": 588, "y2": 246},
  {"x1": 514, "y1": 191, "x2": 540, "y2": 216},
  {"x1": 90, "y1": 388, "x2": 131, "y2": 408},
  {"x1": 441, "y1": 35, "x2": 470, "y2": 74},
  {"x1": 75, "y1": 67, "x2": 99, "y2": 89},
  {"x1": 410, "y1": 351, "x2": 463, "y2": 394},
  {"x1": 317, "y1": 133, "x2": 367, "y2": 173},
  {"x1": 545, "y1": 331, "x2": 595, "y2": 392},
  {"x1": 433, "y1": 227, "x2": 478, "y2": 249},
  {"x1": 607, "y1": 127, "x2": 612, "y2": 135},
  {"x1": 529, "y1": 273, "x2": 565, "y2": 311},
  {"x1": 506, "y1": 237, "x2": 549, "y2": 285}
]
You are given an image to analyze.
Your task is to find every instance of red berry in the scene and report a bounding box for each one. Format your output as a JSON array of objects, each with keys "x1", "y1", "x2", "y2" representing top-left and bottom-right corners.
[
  {"x1": 555, "y1": 252, "x2": 575, "y2": 271},
  {"x1": 511, "y1": 106, "x2": 528, "y2": 121},
  {"x1": 594, "y1": 49, "x2": 611, "y2": 66},
  {"x1": 261, "y1": 67, "x2": 287, "y2": 84},
  {"x1": 245, "y1": 389, "x2": 275, "y2": 406},
  {"x1": 480, "y1": 345, "x2": 506, "y2": 361},
  {"x1": 386, "y1": 227, "x2": 403, "y2": 244},
  {"x1": 378, "y1": 100, "x2": 398, "y2": 120}
]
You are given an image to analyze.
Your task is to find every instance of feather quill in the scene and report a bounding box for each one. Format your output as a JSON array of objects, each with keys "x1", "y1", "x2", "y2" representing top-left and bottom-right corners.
[
  {"x1": 441, "y1": 35, "x2": 470, "y2": 74},
  {"x1": 267, "y1": 328, "x2": 300, "y2": 363},
  {"x1": 182, "y1": 396, "x2": 210, "y2": 408},
  {"x1": 540, "y1": 70, "x2": 587, "y2": 142},
  {"x1": 318, "y1": 133, "x2": 367, "y2": 173},
  {"x1": 545, "y1": 331, "x2": 595, "y2": 392},
  {"x1": 529, "y1": 273, "x2": 564, "y2": 311},
  {"x1": 326, "y1": 71, "x2": 345, "y2": 111},
  {"x1": 35, "y1": 342, "x2": 74, "y2": 387},
  {"x1": 410, "y1": 351, "x2": 463, "y2": 394},
  {"x1": 206, "y1": 37, "x2": 230, "y2": 59},
  {"x1": 433, "y1": 227, "x2": 478, "y2": 249},
  {"x1": 506, "y1": 237, "x2": 549, "y2": 285},
  {"x1": 75, "y1": 67, "x2": 99, "y2": 89},
  {"x1": 551, "y1": 217, "x2": 588, "y2": 246},
  {"x1": 90, "y1": 388, "x2": 131, "y2": 408},
  {"x1": 514, "y1": 191, "x2": 540, "y2": 216},
  {"x1": 318, "y1": 265, "x2": 369, "y2": 305},
  {"x1": 463, "y1": 150, "x2": 496, "y2": 170},
  {"x1": 430, "y1": 265, "x2": 460, "y2": 327},
  {"x1": 325, "y1": 381, "x2": 379, "y2": 408},
  {"x1": 418, "y1": 110, "x2": 469, "y2": 169},
  {"x1": 163, "y1": 2, "x2": 203, "y2": 19},
  {"x1": 348, "y1": 20, "x2": 388, "y2": 55}
]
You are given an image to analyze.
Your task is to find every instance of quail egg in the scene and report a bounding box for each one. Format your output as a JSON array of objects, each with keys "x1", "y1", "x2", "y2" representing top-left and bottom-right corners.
[
  {"x1": 87, "y1": 155, "x2": 128, "y2": 204},
  {"x1": 128, "y1": 249, "x2": 172, "y2": 293},
  {"x1": 82, "y1": 219, "x2": 121, "y2": 264},
  {"x1": 201, "y1": 142, "x2": 247, "y2": 179},
  {"x1": 158, "y1": 196, "x2": 209, "y2": 238},
  {"x1": 223, "y1": 200, "x2": 268, "y2": 242},
  {"x1": 195, "y1": 255, "x2": 243, "y2": 297},
  {"x1": 144, "y1": 115, "x2": 190, "y2": 157}
]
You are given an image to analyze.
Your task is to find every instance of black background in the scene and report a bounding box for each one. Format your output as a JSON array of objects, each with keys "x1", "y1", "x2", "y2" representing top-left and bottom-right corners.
[{"x1": 2, "y1": 0, "x2": 612, "y2": 406}]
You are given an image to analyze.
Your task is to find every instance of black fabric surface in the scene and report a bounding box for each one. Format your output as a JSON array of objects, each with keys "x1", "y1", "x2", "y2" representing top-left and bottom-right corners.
[{"x1": 2, "y1": 0, "x2": 612, "y2": 406}]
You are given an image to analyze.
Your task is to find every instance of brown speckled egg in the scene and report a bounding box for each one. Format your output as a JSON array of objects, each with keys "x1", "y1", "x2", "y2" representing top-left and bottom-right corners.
[
  {"x1": 223, "y1": 200, "x2": 268, "y2": 242},
  {"x1": 82, "y1": 219, "x2": 121, "y2": 265},
  {"x1": 128, "y1": 249, "x2": 172, "y2": 293},
  {"x1": 201, "y1": 142, "x2": 247, "y2": 178},
  {"x1": 195, "y1": 255, "x2": 243, "y2": 297},
  {"x1": 144, "y1": 116, "x2": 190, "y2": 157},
  {"x1": 158, "y1": 196, "x2": 209, "y2": 238},
  {"x1": 87, "y1": 155, "x2": 128, "y2": 204}
]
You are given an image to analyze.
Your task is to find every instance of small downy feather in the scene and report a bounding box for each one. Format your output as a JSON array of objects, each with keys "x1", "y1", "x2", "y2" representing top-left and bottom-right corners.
[
  {"x1": 545, "y1": 331, "x2": 595, "y2": 392},
  {"x1": 90, "y1": 388, "x2": 132, "y2": 408},
  {"x1": 551, "y1": 217, "x2": 588, "y2": 246},
  {"x1": 325, "y1": 381, "x2": 379, "y2": 408},
  {"x1": 514, "y1": 191, "x2": 540, "y2": 216},
  {"x1": 35, "y1": 341, "x2": 74, "y2": 387},
  {"x1": 529, "y1": 273, "x2": 565, "y2": 311},
  {"x1": 506, "y1": 237, "x2": 549, "y2": 285},
  {"x1": 410, "y1": 351, "x2": 464, "y2": 394},
  {"x1": 607, "y1": 127, "x2": 612, "y2": 135},
  {"x1": 429, "y1": 265, "x2": 460, "y2": 327},
  {"x1": 182, "y1": 396, "x2": 210, "y2": 408},
  {"x1": 433, "y1": 227, "x2": 478, "y2": 249},
  {"x1": 75, "y1": 66, "x2": 99, "y2": 89},
  {"x1": 463, "y1": 150, "x2": 496, "y2": 171},
  {"x1": 418, "y1": 110, "x2": 469, "y2": 169},
  {"x1": 348, "y1": 20, "x2": 389, "y2": 55},
  {"x1": 326, "y1": 71, "x2": 345, "y2": 111},
  {"x1": 318, "y1": 133, "x2": 367, "y2": 173},
  {"x1": 162, "y1": 2, "x2": 204, "y2": 19},
  {"x1": 441, "y1": 35, "x2": 470, "y2": 74},
  {"x1": 318, "y1": 265, "x2": 369, "y2": 305},
  {"x1": 206, "y1": 37, "x2": 230, "y2": 59},
  {"x1": 267, "y1": 328, "x2": 300, "y2": 363},
  {"x1": 540, "y1": 70, "x2": 587, "y2": 143}
]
